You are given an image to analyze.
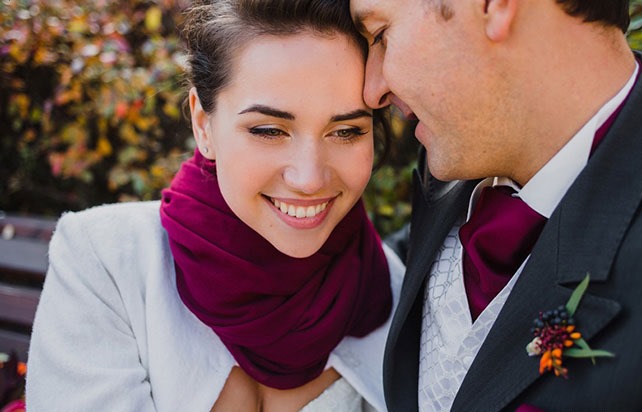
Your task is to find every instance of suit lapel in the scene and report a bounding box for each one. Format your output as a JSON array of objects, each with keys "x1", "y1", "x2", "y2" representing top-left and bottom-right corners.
[
  {"x1": 452, "y1": 65, "x2": 642, "y2": 411},
  {"x1": 401, "y1": 171, "x2": 477, "y2": 322},
  {"x1": 383, "y1": 155, "x2": 479, "y2": 410},
  {"x1": 450, "y1": 212, "x2": 622, "y2": 412}
]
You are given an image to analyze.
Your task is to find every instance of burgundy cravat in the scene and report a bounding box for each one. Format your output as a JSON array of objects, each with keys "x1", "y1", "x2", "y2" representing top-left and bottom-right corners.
[{"x1": 459, "y1": 186, "x2": 546, "y2": 320}]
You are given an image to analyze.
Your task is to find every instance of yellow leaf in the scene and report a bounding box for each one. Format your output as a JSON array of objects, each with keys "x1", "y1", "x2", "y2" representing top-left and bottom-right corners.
[
  {"x1": 145, "y1": 7, "x2": 162, "y2": 32},
  {"x1": 9, "y1": 43, "x2": 28, "y2": 64},
  {"x1": 377, "y1": 204, "x2": 395, "y2": 217},
  {"x1": 162, "y1": 102, "x2": 180, "y2": 119},
  {"x1": 120, "y1": 123, "x2": 140, "y2": 145},
  {"x1": 68, "y1": 18, "x2": 88, "y2": 34},
  {"x1": 150, "y1": 165, "x2": 165, "y2": 178},
  {"x1": 97, "y1": 137, "x2": 113, "y2": 156},
  {"x1": 134, "y1": 116, "x2": 156, "y2": 132},
  {"x1": 13, "y1": 94, "x2": 30, "y2": 118}
]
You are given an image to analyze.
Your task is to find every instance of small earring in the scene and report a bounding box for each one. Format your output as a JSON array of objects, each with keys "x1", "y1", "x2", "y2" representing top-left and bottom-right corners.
[{"x1": 201, "y1": 146, "x2": 209, "y2": 154}]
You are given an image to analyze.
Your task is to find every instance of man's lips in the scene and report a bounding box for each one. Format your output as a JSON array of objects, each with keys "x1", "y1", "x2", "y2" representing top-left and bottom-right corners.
[{"x1": 389, "y1": 96, "x2": 418, "y2": 120}]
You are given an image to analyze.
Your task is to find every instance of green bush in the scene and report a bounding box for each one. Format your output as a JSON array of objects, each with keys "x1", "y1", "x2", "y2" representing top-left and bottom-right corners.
[
  {"x1": 630, "y1": 0, "x2": 642, "y2": 51},
  {"x1": 1, "y1": 0, "x2": 641, "y2": 237}
]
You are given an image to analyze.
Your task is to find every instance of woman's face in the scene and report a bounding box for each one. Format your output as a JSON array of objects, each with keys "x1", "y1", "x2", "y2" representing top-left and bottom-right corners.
[{"x1": 190, "y1": 32, "x2": 374, "y2": 258}]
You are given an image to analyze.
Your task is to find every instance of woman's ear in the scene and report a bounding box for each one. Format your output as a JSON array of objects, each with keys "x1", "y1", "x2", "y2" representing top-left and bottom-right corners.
[
  {"x1": 484, "y1": 0, "x2": 517, "y2": 42},
  {"x1": 189, "y1": 87, "x2": 214, "y2": 159}
]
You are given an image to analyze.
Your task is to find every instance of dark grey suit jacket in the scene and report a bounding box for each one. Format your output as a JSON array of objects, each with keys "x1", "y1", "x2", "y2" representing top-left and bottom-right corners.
[{"x1": 383, "y1": 56, "x2": 642, "y2": 411}]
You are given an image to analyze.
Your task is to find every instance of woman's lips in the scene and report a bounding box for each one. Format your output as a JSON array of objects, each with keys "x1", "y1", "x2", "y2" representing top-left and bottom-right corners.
[{"x1": 264, "y1": 195, "x2": 336, "y2": 229}]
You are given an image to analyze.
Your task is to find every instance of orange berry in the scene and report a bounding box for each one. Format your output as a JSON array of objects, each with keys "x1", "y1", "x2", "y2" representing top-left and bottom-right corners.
[{"x1": 539, "y1": 352, "x2": 552, "y2": 374}]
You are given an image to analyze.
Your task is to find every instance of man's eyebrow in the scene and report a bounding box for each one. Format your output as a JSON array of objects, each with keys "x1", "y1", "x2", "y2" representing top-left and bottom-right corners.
[
  {"x1": 331, "y1": 109, "x2": 373, "y2": 122},
  {"x1": 352, "y1": 10, "x2": 371, "y2": 35},
  {"x1": 238, "y1": 104, "x2": 295, "y2": 120}
]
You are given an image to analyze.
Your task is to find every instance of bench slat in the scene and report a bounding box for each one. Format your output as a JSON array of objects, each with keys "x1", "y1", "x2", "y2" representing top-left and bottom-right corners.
[
  {"x1": 0, "y1": 214, "x2": 55, "y2": 362},
  {"x1": 0, "y1": 284, "x2": 41, "y2": 325},
  {"x1": 0, "y1": 329, "x2": 30, "y2": 361},
  {"x1": 0, "y1": 238, "x2": 49, "y2": 278}
]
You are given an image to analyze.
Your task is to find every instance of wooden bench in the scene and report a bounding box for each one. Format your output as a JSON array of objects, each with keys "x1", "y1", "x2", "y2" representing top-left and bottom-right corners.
[{"x1": 0, "y1": 213, "x2": 56, "y2": 362}]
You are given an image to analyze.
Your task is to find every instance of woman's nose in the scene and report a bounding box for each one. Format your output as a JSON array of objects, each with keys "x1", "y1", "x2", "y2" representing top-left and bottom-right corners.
[{"x1": 283, "y1": 143, "x2": 329, "y2": 195}]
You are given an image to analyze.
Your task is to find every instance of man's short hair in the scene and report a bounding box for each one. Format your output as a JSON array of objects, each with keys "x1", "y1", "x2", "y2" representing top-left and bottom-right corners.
[
  {"x1": 432, "y1": 0, "x2": 629, "y2": 32},
  {"x1": 556, "y1": 0, "x2": 630, "y2": 33}
]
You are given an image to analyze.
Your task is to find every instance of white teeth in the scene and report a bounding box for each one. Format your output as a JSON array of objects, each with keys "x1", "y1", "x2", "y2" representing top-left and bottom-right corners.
[
  {"x1": 305, "y1": 206, "x2": 315, "y2": 217},
  {"x1": 270, "y1": 198, "x2": 329, "y2": 219}
]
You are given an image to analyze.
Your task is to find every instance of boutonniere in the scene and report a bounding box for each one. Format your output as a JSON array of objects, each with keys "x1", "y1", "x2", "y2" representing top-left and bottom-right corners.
[{"x1": 525, "y1": 274, "x2": 615, "y2": 378}]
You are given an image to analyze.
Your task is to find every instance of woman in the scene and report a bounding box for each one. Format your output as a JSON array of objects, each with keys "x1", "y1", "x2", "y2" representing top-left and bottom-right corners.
[{"x1": 26, "y1": 0, "x2": 404, "y2": 411}]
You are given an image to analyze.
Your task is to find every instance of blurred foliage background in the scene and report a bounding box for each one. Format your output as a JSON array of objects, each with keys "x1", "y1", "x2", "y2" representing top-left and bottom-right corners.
[
  {"x1": 1, "y1": 0, "x2": 190, "y2": 214},
  {"x1": 1, "y1": 0, "x2": 641, "y2": 237}
]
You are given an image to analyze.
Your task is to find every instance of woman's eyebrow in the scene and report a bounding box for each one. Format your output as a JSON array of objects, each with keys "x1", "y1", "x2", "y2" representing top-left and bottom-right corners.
[
  {"x1": 238, "y1": 104, "x2": 295, "y2": 120},
  {"x1": 331, "y1": 109, "x2": 373, "y2": 122},
  {"x1": 238, "y1": 106, "x2": 372, "y2": 122}
]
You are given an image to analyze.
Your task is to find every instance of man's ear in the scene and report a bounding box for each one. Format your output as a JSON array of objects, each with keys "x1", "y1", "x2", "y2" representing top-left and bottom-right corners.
[
  {"x1": 484, "y1": 0, "x2": 517, "y2": 42},
  {"x1": 189, "y1": 87, "x2": 214, "y2": 159}
]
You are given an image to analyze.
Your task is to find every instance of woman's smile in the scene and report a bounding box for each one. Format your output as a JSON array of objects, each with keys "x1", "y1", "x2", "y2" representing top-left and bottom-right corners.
[{"x1": 264, "y1": 195, "x2": 336, "y2": 229}]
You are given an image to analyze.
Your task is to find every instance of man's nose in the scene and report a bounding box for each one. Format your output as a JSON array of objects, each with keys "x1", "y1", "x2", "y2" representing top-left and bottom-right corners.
[{"x1": 363, "y1": 50, "x2": 392, "y2": 109}]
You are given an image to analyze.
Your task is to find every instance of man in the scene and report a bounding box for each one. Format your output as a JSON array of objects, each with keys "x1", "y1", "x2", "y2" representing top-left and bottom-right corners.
[{"x1": 349, "y1": 0, "x2": 641, "y2": 410}]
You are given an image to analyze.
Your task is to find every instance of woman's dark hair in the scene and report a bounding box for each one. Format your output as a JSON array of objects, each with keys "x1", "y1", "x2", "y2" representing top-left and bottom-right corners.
[
  {"x1": 555, "y1": 0, "x2": 630, "y2": 33},
  {"x1": 181, "y1": 0, "x2": 390, "y2": 168}
]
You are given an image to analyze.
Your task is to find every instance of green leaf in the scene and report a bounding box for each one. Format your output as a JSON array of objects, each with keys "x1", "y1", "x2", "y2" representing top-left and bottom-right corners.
[
  {"x1": 564, "y1": 348, "x2": 615, "y2": 358},
  {"x1": 566, "y1": 273, "x2": 590, "y2": 317},
  {"x1": 571, "y1": 337, "x2": 615, "y2": 364},
  {"x1": 575, "y1": 337, "x2": 591, "y2": 351}
]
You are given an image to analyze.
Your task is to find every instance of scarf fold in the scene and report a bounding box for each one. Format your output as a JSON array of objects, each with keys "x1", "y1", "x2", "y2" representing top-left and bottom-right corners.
[{"x1": 160, "y1": 150, "x2": 392, "y2": 389}]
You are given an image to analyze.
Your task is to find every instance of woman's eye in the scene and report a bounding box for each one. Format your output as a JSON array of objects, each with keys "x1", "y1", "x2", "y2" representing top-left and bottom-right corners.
[
  {"x1": 331, "y1": 127, "x2": 368, "y2": 142},
  {"x1": 248, "y1": 127, "x2": 287, "y2": 140}
]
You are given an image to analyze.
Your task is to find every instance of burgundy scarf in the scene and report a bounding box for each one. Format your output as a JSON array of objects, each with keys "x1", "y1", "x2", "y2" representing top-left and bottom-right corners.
[{"x1": 159, "y1": 151, "x2": 392, "y2": 389}]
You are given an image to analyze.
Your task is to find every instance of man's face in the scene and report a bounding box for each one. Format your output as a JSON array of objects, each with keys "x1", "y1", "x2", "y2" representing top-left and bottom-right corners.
[{"x1": 351, "y1": 0, "x2": 517, "y2": 182}]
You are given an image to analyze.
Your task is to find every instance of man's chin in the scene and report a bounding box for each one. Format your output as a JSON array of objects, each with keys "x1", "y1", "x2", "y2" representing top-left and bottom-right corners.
[{"x1": 414, "y1": 121, "x2": 431, "y2": 148}]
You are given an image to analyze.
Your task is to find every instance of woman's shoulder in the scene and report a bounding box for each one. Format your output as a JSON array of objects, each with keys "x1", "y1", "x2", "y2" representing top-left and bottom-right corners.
[
  {"x1": 57, "y1": 200, "x2": 161, "y2": 229},
  {"x1": 50, "y1": 201, "x2": 168, "y2": 283},
  {"x1": 53, "y1": 201, "x2": 163, "y2": 248}
]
